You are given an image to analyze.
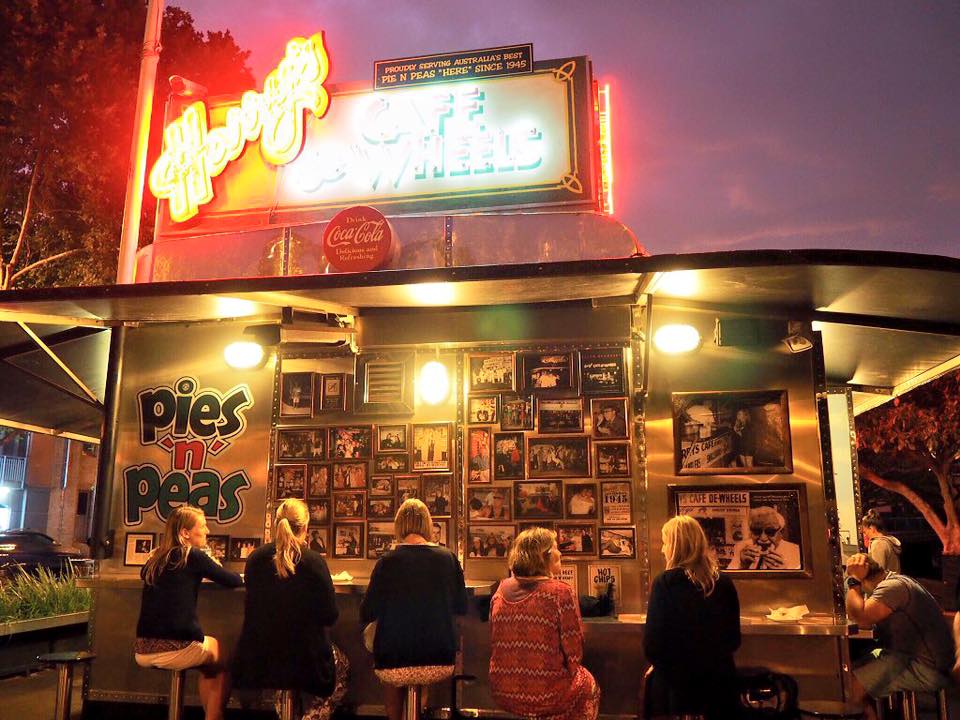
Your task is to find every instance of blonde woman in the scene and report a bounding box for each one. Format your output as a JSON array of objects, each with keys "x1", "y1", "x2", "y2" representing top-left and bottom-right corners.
[
  {"x1": 134, "y1": 506, "x2": 243, "y2": 720},
  {"x1": 643, "y1": 515, "x2": 741, "y2": 720},
  {"x1": 361, "y1": 499, "x2": 468, "y2": 720},
  {"x1": 232, "y1": 499, "x2": 341, "y2": 714},
  {"x1": 489, "y1": 527, "x2": 599, "y2": 720}
]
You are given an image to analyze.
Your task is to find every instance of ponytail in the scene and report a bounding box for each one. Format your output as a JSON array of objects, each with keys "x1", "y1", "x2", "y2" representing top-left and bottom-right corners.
[{"x1": 274, "y1": 499, "x2": 309, "y2": 579}]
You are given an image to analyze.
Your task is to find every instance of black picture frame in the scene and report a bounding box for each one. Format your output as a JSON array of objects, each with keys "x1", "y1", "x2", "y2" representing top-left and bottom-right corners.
[
  {"x1": 579, "y1": 348, "x2": 626, "y2": 395},
  {"x1": 280, "y1": 372, "x2": 314, "y2": 417},
  {"x1": 513, "y1": 480, "x2": 563, "y2": 519},
  {"x1": 564, "y1": 482, "x2": 599, "y2": 520},
  {"x1": 276, "y1": 429, "x2": 326, "y2": 462},
  {"x1": 521, "y1": 351, "x2": 576, "y2": 393},
  {"x1": 123, "y1": 532, "x2": 156, "y2": 566},
  {"x1": 229, "y1": 537, "x2": 262, "y2": 562},
  {"x1": 467, "y1": 352, "x2": 516, "y2": 393},
  {"x1": 376, "y1": 424, "x2": 408, "y2": 453},
  {"x1": 536, "y1": 397, "x2": 584, "y2": 434},
  {"x1": 499, "y1": 394, "x2": 534, "y2": 430},
  {"x1": 333, "y1": 523, "x2": 364, "y2": 558},
  {"x1": 492, "y1": 431, "x2": 525, "y2": 481},
  {"x1": 274, "y1": 464, "x2": 306, "y2": 500},
  {"x1": 526, "y1": 435, "x2": 591, "y2": 478},
  {"x1": 329, "y1": 426, "x2": 373, "y2": 460},
  {"x1": 467, "y1": 426, "x2": 492, "y2": 484}
]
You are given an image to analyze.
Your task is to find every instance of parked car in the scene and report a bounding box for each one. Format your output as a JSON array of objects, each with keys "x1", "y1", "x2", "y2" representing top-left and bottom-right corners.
[{"x1": 0, "y1": 530, "x2": 83, "y2": 578}]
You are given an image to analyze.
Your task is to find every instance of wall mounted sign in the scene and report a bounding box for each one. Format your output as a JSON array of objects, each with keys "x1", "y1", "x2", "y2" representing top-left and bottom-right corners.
[
  {"x1": 322, "y1": 205, "x2": 395, "y2": 272},
  {"x1": 374, "y1": 44, "x2": 533, "y2": 90}
]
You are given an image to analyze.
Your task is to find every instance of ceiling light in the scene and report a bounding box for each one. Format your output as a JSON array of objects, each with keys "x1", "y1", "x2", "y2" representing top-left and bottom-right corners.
[
  {"x1": 224, "y1": 341, "x2": 265, "y2": 369},
  {"x1": 653, "y1": 324, "x2": 701, "y2": 354},
  {"x1": 419, "y1": 360, "x2": 450, "y2": 405}
]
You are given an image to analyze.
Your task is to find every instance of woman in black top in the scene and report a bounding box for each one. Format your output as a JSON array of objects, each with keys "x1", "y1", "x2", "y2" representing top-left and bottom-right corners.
[
  {"x1": 643, "y1": 515, "x2": 741, "y2": 720},
  {"x1": 233, "y1": 498, "x2": 339, "y2": 701},
  {"x1": 135, "y1": 506, "x2": 243, "y2": 720},
  {"x1": 361, "y1": 498, "x2": 468, "y2": 720}
]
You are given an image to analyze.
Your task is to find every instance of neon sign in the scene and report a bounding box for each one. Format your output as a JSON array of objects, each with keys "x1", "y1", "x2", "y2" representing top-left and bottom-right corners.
[{"x1": 149, "y1": 32, "x2": 331, "y2": 223}]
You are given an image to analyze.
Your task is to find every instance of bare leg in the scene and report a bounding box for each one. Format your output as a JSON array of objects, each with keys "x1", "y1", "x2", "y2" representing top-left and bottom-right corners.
[
  {"x1": 848, "y1": 671, "x2": 878, "y2": 720},
  {"x1": 196, "y1": 636, "x2": 231, "y2": 720},
  {"x1": 383, "y1": 684, "x2": 405, "y2": 720}
]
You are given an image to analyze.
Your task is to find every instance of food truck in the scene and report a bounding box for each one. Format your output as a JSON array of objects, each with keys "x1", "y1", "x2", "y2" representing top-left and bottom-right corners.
[{"x1": 2, "y1": 31, "x2": 960, "y2": 718}]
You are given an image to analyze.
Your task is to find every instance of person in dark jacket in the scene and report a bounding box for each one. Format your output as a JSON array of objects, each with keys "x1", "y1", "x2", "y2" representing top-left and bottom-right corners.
[
  {"x1": 233, "y1": 499, "x2": 340, "y2": 706},
  {"x1": 361, "y1": 498, "x2": 468, "y2": 720},
  {"x1": 643, "y1": 515, "x2": 741, "y2": 720},
  {"x1": 134, "y1": 506, "x2": 243, "y2": 720}
]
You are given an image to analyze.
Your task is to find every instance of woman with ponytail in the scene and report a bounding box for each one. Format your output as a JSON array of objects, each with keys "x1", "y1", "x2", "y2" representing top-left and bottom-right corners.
[
  {"x1": 134, "y1": 506, "x2": 243, "y2": 720},
  {"x1": 233, "y1": 498, "x2": 340, "y2": 712},
  {"x1": 643, "y1": 515, "x2": 741, "y2": 720}
]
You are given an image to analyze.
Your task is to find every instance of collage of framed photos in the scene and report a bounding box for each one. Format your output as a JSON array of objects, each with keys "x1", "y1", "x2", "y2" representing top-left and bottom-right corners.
[
  {"x1": 465, "y1": 348, "x2": 637, "y2": 562},
  {"x1": 271, "y1": 415, "x2": 454, "y2": 560},
  {"x1": 122, "y1": 532, "x2": 262, "y2": 566}
]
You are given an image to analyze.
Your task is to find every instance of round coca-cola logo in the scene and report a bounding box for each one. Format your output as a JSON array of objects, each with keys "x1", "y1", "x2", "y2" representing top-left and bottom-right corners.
[{"x1": 322, "y1": 206, "x2": 395, "y2": 272}]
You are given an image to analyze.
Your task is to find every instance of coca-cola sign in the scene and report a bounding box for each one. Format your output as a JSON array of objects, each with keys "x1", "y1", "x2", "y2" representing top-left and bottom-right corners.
[{"x1": 322, "y1": 205, "x2": 395, "y2": 272}]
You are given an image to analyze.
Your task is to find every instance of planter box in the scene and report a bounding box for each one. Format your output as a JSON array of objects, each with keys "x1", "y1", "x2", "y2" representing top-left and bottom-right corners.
[{"x1": 0, "y1": 611, "x2": 89, "y2": 677}]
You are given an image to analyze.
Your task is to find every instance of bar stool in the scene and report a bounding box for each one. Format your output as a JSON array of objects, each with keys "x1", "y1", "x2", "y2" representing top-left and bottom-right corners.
[
  {"x1": 798, "y1": 700, "x2": 865, "y2": 718},
  {"x1": 161, "y1": 668, "x2": 188, "y2": 720},
  {"x1": 37, "y1": 651, "x2": 96, "y2": 720},
  {"x1": 375, "y1": 665, "x2": 455, "y2": 720},
  {"x1": 899, "y1": 687, "x2": 949, "y2": 720},
  {"x1": 277, "y1": 688, "x2": 298, "y2": 720}
]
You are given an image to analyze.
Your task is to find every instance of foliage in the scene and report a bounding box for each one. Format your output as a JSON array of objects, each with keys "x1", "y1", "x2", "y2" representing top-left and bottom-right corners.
[
  {"x1": 856, "y1": 369, "x2": 960, "y2": 553},
  {"x1": 0, "y1": 1, "x2": 253, "y2": 290},
  {"x1": 0, "y1": 566, "x2": 90, "y2": 622}
]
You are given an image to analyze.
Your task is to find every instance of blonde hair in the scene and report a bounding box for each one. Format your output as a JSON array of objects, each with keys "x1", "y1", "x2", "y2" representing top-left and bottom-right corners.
[
  {"x1": 395, "y1": 498, "x2": 432, "y2": 541},
  {"x1": 274, "y1": 499, "x2": 309, "y2": 579},
  {"x1": 662, "y1": 515, "x2": 719, "y2": 596},
  {"x1": 508, "y1": 527, "x2": 556, "y2": 577},
  {"x1": 142, "y1": 506, "x2": 205, "y2": 586}
]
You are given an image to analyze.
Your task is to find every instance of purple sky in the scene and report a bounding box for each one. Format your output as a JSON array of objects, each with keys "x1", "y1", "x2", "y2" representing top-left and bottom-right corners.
[{"x1": 182, "y1": 0, "x2": 959, "y2": 257}]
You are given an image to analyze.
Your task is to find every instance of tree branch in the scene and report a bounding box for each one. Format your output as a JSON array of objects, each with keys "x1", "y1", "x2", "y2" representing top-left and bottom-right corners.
[
  {"x1": 2, "y1": 148, "x2": 44, "y2": 290},
  {"x1": 8, "y1": 249, "x2": 83, "y2": 286},
  {"x1": 860, "y1": 465, "x2": 949, "y2": 544}
]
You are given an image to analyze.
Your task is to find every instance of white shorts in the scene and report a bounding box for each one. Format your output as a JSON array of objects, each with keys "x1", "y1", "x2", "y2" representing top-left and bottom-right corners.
[{"x1": 135, "y1": 635, "x2": 215, "y2": 671}]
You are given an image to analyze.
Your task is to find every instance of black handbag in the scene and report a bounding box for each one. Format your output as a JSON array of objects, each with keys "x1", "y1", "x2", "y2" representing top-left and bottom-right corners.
[{"x1": 736, "y1": 667, "x2": 799, "y2": 719}]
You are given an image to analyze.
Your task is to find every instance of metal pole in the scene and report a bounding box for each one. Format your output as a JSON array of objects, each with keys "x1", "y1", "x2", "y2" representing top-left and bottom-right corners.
[
  {"x1": 116, "y1": 0, "x2": 165, "y2": 284},
  {"x1": 90, "y1": 327, "x2": 126, "y2": 559},
  {"x1": 54, "y1": 663, "x2": 72, "y2": 720}
]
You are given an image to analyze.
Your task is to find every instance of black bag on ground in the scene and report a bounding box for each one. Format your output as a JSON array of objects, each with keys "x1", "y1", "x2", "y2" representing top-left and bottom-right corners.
[{"x1": 737, "y1": 667, "x2": 799, "y2": 719}]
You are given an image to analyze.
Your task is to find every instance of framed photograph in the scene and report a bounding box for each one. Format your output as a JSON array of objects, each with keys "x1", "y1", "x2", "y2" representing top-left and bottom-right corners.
[
  {"x1": 526, "y1": 435, "x2": 590, "y2": 478},
  {"x1": 333, "y1": 523, "x2": 364, "y2": 558},
  {"x1": 277, "y1": 429, "x2": 326, "y2": 462},
  {"x1": 205, "y1": 534, "x2": 229, "y2": 563},
  {"x1": 396, "y1": 475, "x2": 421, "y2": 502},
  {"x1": 280, "y1": 372, "x2": 314, "y2": 417},
  {"x1": 601, "y1": 481, "x2": 633, "y2": 524},
  {"x1": 514, "y1": 481, "x2": 563, "y2": 519},
  {"x1": 598, "y1": 528, "x2": 637, "y2": 559},
  {"x1": 467, "y1": 487, "x2": 512, "y2": 521},
  {"x1": 307, "y1": 464, "x2": 331, "y2": 498},
  {"x1": 580, "y1": 348, "x2": 626, "y2": 395},
  {"x1": 411, "y1": 423, "x2": 452, "y2": 472},
  {"x1": 124, "y1": 532, "x2": 156, "y2": 566},
  {"x1": 537, "y1": 397, "x2": 584, "y2": 434},
  {"x1": 329, "y1": 426, "x2": 373, "y2": 460},
  {"x1": 367, "y1": 521, "x2": 395, "y2": 559},
  {"x1": 670, "y1": 484, "x2": 810, "y2": 575},
  {"x1": 422, "y1": 474, "x2": 453, "y2": 517},
  {"x1": 493, "y1": 431, "x2": 525, "y2": 481},
  {"x1": 672, "y1": 390, "x2": 793, "y2": 474},
  {"x1": 374, "y1": 454, "x2": 409, "y2": 473},
  {"x1": 376, "y1": 424, "x2": 408, "y2": 453},
  {"x1": 332, "y1": 462, "x2": 367, "y2": 490},
  {"x1": 274, "y1": 464, "x2": 306, "y2": 499},
  {"x1": 468, "y1": 396, "x2": 499, "y2": 424},
  {"x1": 307, "y1": 498, "x2": 331, "y2": 525},
  {"x1": 590, "y1": 397, "x2": 629, "y2": 440},
  {"x1": 521, "y1": 351, "x2": 575, "y2": 393},
  {"x1": 467, "y1": 352, "x2": 516, "y2": 393},
  {"x1": 333, "y1": 491, "x2": 365, "y2": 519},
  {"x1": 500, "y1": 394, "x2": 534, "y2": 430},
  {"x1": 307, "y1": 527, "x2": 329, "y2": 555},
  {"x1": 229, "y1": 537, "x2": 262, "y2": 562},
  {"x1": 367, "y1": 496, "x2": 396, "y2": 519},
  {"x1": 431, "y1": 518, "x2": 450, "y2": 547},
  {"x1": 565, "y1": 482, "x2": 599, "y2": 520},
  {"x1": 467, "y1": 426, "x2": 492, "y2": 484},
  {"x1": 556, "y1": 523, "x2": 597, "y2": 556},
  {"x1": 369, "y1": 474, "x2": 395, "y2": 497},
  {"x1": 317, "y1": 373, "x2": 347, "y2": 412},
  {"x1": 467, "y1": 524, "x2": 515, "y2": 558},
  {"x1": 519, "y1": 520, "x2": 557, "y2": 534},
  {"x1": 595, "y1": 442, "x2": 631, "y2": 478}
]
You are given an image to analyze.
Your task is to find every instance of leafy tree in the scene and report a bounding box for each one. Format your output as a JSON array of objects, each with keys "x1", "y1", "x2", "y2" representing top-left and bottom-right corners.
[
  {"x1": 856, "y1": 369, "x2": 960, "y2": 554},
  {"x1": 0, "y1": 1, "x2": 252, "y2": 290}
]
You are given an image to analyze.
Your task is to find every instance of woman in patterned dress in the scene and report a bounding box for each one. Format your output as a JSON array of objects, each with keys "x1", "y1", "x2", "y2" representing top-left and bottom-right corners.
[{"x1": 489, "y1": 527, "x2": 600, "y2": 719}]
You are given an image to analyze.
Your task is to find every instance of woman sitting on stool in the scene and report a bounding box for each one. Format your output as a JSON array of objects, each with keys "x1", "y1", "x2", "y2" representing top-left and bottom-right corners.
[
  {"x1": 489, "y1": 526, "x2": 600, "y2": 720},
  {"x1": 134, "y1": 506, "x2": 243, "y2": 720},
  {"x1": 361, "y1": 499, "x2": 468, "y2": 720},
  {"x1": 233, "y1": 498, "x2": 342, "y2": 718},
  {"x1": 644, "y1": 515, "x2": 741, "y2": 720}
]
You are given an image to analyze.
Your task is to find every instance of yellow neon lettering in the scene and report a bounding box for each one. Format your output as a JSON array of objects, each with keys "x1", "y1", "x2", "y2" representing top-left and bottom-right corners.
[{"x1": 149, "y1": 31, "x2": 330, "y2": 223}]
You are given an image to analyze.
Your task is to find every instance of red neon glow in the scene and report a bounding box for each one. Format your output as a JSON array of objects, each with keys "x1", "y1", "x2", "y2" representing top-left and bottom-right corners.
[
  {"x1": 598, "y1": 82, "x2": 614, "y2": 215},
  {"x1": 149, "y1": 32, "x2": 331, "y2": 223}
]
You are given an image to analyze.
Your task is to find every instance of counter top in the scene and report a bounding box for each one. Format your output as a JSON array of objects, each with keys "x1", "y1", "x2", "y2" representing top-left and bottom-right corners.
[{"x1": 591, "y1": 613, "x2": 858, "y2": 637}]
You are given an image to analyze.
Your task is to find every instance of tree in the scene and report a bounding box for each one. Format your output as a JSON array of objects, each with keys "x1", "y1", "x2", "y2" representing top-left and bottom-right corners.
[
  {"x1": 0, "y1": 1, "x2": 253, "y2": 290},
  {"x1": 856, "y1": 369, "x2": 960, "y2": 554}
]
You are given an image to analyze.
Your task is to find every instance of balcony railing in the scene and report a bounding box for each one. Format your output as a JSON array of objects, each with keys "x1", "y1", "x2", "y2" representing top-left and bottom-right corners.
[{"x1": 0, "y1": 455, "x2": 26, "y2": 488}]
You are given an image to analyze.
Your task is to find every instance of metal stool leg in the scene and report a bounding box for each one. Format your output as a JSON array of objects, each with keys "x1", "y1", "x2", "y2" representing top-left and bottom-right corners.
[
  {"x1": 168, "y1": 669, "x2": 185, "y2": 720},
  {"x1": 279, "y1": 689, "x2": 296, "y2": 720},
  {"x1": 404, "y1": 685, "x2": 422, "y2": 720},
  {"x1": 53, "y1": 663, "x2": 74, "y2": 720},
  {"x1": 901, "y1": 690, "x2": 918, "y2": 720},
  {"x1": 937, "y1": 687, "x2": 949, "y2": 720}
]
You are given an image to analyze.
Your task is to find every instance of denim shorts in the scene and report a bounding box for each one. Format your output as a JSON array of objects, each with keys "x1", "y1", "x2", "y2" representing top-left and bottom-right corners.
[{"x1": 854, "y1": 648, "x2": 950, "y2": 698}]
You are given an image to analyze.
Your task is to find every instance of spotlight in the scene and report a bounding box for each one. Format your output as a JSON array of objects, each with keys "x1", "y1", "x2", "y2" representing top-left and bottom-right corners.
[
  {"x1": 419, "y1": 360, "x2": 450, "y2": 405},
  {"x1": 224, "y1": 341, "x2": 265, "y2": 369},
  {"x1": 653, "y1": 324, "x2": 701, "y2": 354}
]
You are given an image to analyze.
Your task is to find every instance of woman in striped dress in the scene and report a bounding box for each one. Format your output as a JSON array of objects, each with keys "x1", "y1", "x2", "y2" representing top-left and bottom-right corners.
[{"x1": 489, "y1": 527, "x2": 599, "y2": 719}]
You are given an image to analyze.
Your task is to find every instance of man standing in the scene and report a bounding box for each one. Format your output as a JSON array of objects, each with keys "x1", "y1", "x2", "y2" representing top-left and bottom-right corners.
[
  {"x1": 845, "y1": 553, "x2": 953, "y2": 720},
  {"x1": 860, "y1": 509, "x2": 901, "y2": 572}
]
